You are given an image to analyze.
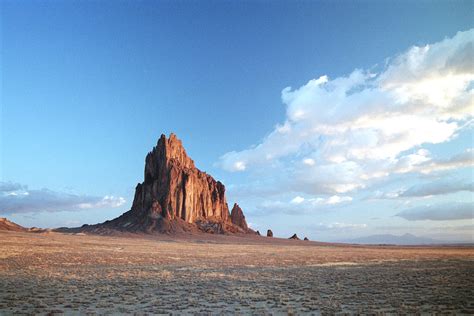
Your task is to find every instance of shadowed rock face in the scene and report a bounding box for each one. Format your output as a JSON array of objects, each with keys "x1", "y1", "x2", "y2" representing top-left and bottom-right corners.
[
  {"x1": 267, "y1": 229, "x2": 273, "y2": 237},
  {"x1": 71, "y1": 134, "x2": 251, "y2": 235}
]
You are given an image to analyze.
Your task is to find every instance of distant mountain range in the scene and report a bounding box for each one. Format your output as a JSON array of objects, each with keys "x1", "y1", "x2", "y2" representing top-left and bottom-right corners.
[{"x1": 339, "y1": 233, "x2": 472, "y2": 245}]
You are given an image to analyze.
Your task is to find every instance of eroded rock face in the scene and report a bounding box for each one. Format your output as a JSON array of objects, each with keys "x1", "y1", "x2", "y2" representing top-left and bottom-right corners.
[
  {"x1": 267, "y1": 229, "x2": 273, "y2": 237},
  {"x1": 135, "y1": 133, "x2": 230, "y2": 224},
  {"x1": 79, "y1": 133, "x2": 251, "y2": 234},
  {"x1": 230, "y1": 203, "x2": 248, "y2": 231}
]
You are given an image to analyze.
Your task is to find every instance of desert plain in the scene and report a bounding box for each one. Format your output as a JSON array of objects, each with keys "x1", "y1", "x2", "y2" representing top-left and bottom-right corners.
[{"x1": 0, "y1": 230, "x2": 473, "y2": 315}]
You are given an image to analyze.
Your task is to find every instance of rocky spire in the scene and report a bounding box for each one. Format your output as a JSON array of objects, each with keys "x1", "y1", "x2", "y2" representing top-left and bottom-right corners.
[
  {"x1": 230, "y1": 203, "x2": 248, "y2": 231},
  {"x1": 81, "y1": 133, "x2": 252, "y2": 234},
  {"x1": 138, "y1": 133, "x2": 229, "y2": 223}
]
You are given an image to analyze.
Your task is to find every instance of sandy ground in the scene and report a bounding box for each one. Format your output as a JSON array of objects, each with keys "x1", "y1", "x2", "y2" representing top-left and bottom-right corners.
[{"x1": 0, "y1": 231, "x2": 473, "y2": 315}]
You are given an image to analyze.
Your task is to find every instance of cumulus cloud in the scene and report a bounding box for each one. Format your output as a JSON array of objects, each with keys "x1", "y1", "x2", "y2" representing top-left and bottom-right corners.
[
  {"x1": 218, "y1": 30, "x2": 474, "y2": 196},
  {"x1": 0, "y1": 182, "x2": 126, "y2": 214},
  {"x1": 396, "y1": 202, "x2": 473, "y2": 221}
]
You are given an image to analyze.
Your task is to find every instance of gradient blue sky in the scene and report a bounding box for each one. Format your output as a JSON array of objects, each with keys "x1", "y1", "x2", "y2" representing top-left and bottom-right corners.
[{"x1": 1, "y1": 0, "x2": 473, "y2": 241}]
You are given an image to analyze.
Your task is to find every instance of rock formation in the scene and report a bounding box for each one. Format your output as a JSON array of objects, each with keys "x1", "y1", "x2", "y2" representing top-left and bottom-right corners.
[
  {"x1": 72, "y1": 133, "x2": 252, "y2": 235},
  {"x1": 230, "y1": 203, "x2": 249, "y2": 231},
  {"x1": 266, "y1": 229, "x2": 273, "y2": 237},
  {"x1": 289, "y1": 234, "x2": 300, "y2": 240},
  {"x1": 0, "y1": 218, "x2": 26, "y2": 232},
  {"x1": 304, "y1": 237, "x2": 309, "y2": 241}
]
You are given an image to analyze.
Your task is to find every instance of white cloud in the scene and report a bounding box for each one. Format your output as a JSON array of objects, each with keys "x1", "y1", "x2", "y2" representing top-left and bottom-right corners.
[
  {"x1": 290, "y1": 196, "x2": 305, "y2": 204},
  {"x1": 250, "y1": 194, "x2": 353, "y2": 216},
  {"x1": 0, "y1": 182, "x2": 126, "y2": 214},
  {"x1": 218, "y1": 30, "x2": 474, "y2": 195},
  {"x1": 302, "y1": 158, "x2": 315, "y2": 166},
  {"x1": 326, "y1": 195, "x2": 353, "y2": 205},
  {"x1": 233, "y1": 161, "x2": 246, "y2": 171},
  {"x1": 77, "y1": 196, "x2": 126, "y2": 209},
  {"x1": 291, "y1": 195, "x2": 352, "y2": 206}
]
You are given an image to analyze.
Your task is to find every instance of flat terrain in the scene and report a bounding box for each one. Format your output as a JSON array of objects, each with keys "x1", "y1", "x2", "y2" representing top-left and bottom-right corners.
[{"x1": 0, "y1": 231, "x2": 473, "y2": 315}]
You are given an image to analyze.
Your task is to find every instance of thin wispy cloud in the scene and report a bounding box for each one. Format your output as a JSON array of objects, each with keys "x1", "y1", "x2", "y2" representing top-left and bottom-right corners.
[
  {"x1": 396, "y1": 202, "x2": 472, "y2": 221},
  {"x1": 313, "y1": 222, "x2": 368, "y2": 231},
  {"x1": 373, "y1": 177, "x2": 473, "y2": 199},
  {"x1": 0, "y1": 182, "x2": 126, "y2": 214},
  {"x1": 250, "y1": 194, "x2": 354, "y2": 216},
  {"x1": 399, "y1": 178, "x2": 473, "y2": 198},
  {"x1": 291, "y1": 195, "x2": 353, "y2": 205}
]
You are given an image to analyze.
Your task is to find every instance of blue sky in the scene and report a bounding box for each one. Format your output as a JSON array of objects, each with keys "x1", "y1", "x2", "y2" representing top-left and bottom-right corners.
[{"x1": 1, "y1": 0, "x2": 473, "y2": 242}]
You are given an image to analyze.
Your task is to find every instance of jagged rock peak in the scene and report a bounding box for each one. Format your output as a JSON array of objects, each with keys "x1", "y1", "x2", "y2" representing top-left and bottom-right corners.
[
  {"x1": 230, "y1": 203, "x2": 248, "y2": 231},
  {"x1": 76, "y1": 133, "x2": 256, "y2": 235},
  {"x1": 136, "y1": 133, "x2": 229, "y2": 224},
  {"x1": 145, "y1": 133, "x2": 195, "y2": 183}
]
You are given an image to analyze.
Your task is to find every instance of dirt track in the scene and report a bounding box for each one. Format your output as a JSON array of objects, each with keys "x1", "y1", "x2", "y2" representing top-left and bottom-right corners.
[{"x1": 1, "y1": 231, "x2": 473, "y2": 314}]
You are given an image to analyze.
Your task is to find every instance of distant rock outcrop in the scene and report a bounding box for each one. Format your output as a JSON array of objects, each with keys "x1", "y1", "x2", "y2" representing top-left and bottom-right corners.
[
  {"x1": 68, "y1": 134, "x2": 252, "y2": 235},
  {"x1": 267, "y1": 229, "x2": 273, "y2": 237},
  {"x1": 304, "y1": 237, "x2": 309, "y2": 241},
  {"x1": 230, "y1": 203, "x2": 249, "y2": 231},
  {"x1": 0, "y1": 218, "x2": 26, "y2": 232},
  {"x1": 289, "y1": 234, "x2": 300, "y2": 240}
]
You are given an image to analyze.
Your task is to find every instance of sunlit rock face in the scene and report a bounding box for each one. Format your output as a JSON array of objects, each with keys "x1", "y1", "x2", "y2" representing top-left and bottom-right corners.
[
  {"x1": 78, "y1": 133, "x2": 253, "y2": 234},
  {"x1": 138, "y1": 133, "x2": 230, "y2": 224}
]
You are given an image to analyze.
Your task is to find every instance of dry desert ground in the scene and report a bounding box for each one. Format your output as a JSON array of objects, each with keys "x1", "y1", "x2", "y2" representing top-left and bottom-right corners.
[{"x1": 0, "y1": 230, "x2": 473, "y2": 315}]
